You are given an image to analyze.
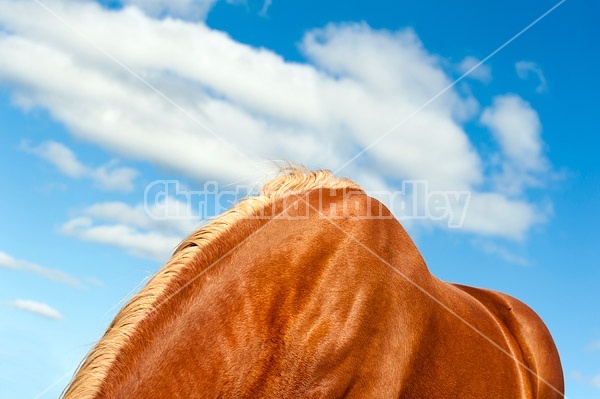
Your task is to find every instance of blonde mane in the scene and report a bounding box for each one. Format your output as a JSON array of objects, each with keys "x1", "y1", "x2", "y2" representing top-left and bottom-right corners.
[{"x1": 62, "y1": 167, "x2": 363, "y2": 399}]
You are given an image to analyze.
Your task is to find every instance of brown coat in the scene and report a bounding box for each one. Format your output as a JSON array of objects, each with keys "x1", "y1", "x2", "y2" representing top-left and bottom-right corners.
[{"x1": 63, "y1": 169, "x2": 564, "y2": 398}]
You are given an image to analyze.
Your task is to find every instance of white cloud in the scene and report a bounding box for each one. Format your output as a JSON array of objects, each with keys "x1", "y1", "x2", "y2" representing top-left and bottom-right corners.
[
  {"x1": 458, "y1": 56, "x2": 492, "y2": 82},
  {"x1": 472, "y1": 239, "x2": 529, "y2": 266},
  {"x1": 22, "y1": 140, "x2": 138, "y2": 191},
  {"x1": 570, "y1": 370, "x2": 585, "y2": 383},
  {"x1": 121, "y1": 0, "x2": 218, "y2": 21},
  {"x1": 7, "y1": 299, "x2": 63, "y2": 320},
  {"x1": 61, "y1": 197, "x2": 201, "y2": 260},
  {"x1": 481, "y1": 95, "x2": 544, "y2": 169},
  {"x1": 82, "y1": 199, "x2": 201, "y2": 236},
  {"x1": 258, "y1": 0, "x2": 272, "y2": 17},
  {"x1": 85, "y1": 276, "x2": 105, "y2": 287},
  {"x1": 515, "y1": 61, "x2": 547, "y2": 93},
  {"x1": 0, "y1": 1, "x2": 553, "y2": 239},
  {"x1": 461, "y1": 192, "x2": 543, "y2": 240},
  {"x1": 22, "y1": 140, "x2": 87, "y2": 177},
  {"x1": 588, "y1": 340, "x2": 600, "y2": 351},
  {"x1": 570, "y1": 370, "x2": 600, "y2": 390},
  {"x1": 61, "y1": 217, "x2": 182, "y2": 261},
  {"x1": 0, "y1": 250, "x2": 84, "y2": 288},
  {"x1": 89, "y1": 161, "x2": 138, "y2": 191},
  {"x1": 480, "y1": 94, "x2": 549, "y2": 196}
]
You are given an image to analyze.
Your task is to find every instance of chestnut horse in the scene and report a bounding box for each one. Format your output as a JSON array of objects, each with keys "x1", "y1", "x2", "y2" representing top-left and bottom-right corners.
[{"x1": 62, "y1": 168, "x2": 564, "y2": 398}]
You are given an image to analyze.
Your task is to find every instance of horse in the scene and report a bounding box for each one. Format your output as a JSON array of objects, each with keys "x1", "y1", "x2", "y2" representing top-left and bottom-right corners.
[{"x1": 62, "y1": 168, "x2": 564, "y2": 398}]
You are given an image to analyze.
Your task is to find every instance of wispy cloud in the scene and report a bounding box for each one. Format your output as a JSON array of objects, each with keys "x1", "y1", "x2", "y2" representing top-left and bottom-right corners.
[
  {"x1": 570, "y1": 370, "x2": 585, "y2": 383},
  {"x1": 516, "y1": 61, "x2": 547, "y2": 93},
  {"x1": 259, "y1": 0, "x2": 272, "y2": 17},
  {"x1": 588, "y1": 340, "x2": 600, "y2": 351},
  {"x1": 82, "y1": 200, "x2": 200, "y2": 236},
  {"x1": 85, "y1": 277, "x2": 105, "y2": 287},
  {"x1": 0, "y1": 250, "x2": 84, "y2": 288},
  {"x1": 7, "y1": 299, "x2": 63, "y2": 320},
  {"x1": 61, "y1": 198, "x2": 201, "y2": 261},
  {"x1": 472, "y1": 239, "x2": 529, "y2": 266},
  {"x1": 458, "y1": 56, "x2": 492, "y2": 83},
  {"x1": 61, "y1": 217, "x2": 182, "y2": 261},
  {"x1": 22, "y1": 140, "x2": 138, "y2": 192},
  {"x1": 23, "y1": 140, "x2": 87, "y2": 178},
  {"x1": 569, "y1": 370, "x2": 600, "y2": 390}
]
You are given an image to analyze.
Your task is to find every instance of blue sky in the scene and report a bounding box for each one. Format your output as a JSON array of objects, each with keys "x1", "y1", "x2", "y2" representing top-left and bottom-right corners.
[{"x1": 0, "y1": 0, "x2": 598, "y2": 397}]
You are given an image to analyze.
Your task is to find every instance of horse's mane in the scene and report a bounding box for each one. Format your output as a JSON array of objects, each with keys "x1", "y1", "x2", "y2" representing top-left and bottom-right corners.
[{"x1": 62, "y1": 166, "x2": 363, "y2": 399}]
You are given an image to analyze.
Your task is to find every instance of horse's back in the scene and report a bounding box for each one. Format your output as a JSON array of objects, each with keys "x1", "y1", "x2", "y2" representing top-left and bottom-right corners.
[{"x1": 453, "y1": 284, "x2": 564, "y2": 398}]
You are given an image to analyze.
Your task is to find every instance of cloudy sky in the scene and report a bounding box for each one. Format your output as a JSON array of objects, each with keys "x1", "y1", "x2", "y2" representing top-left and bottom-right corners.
[{"x1": 0, "y1": 0, "x2": 598, "y2": 397}]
